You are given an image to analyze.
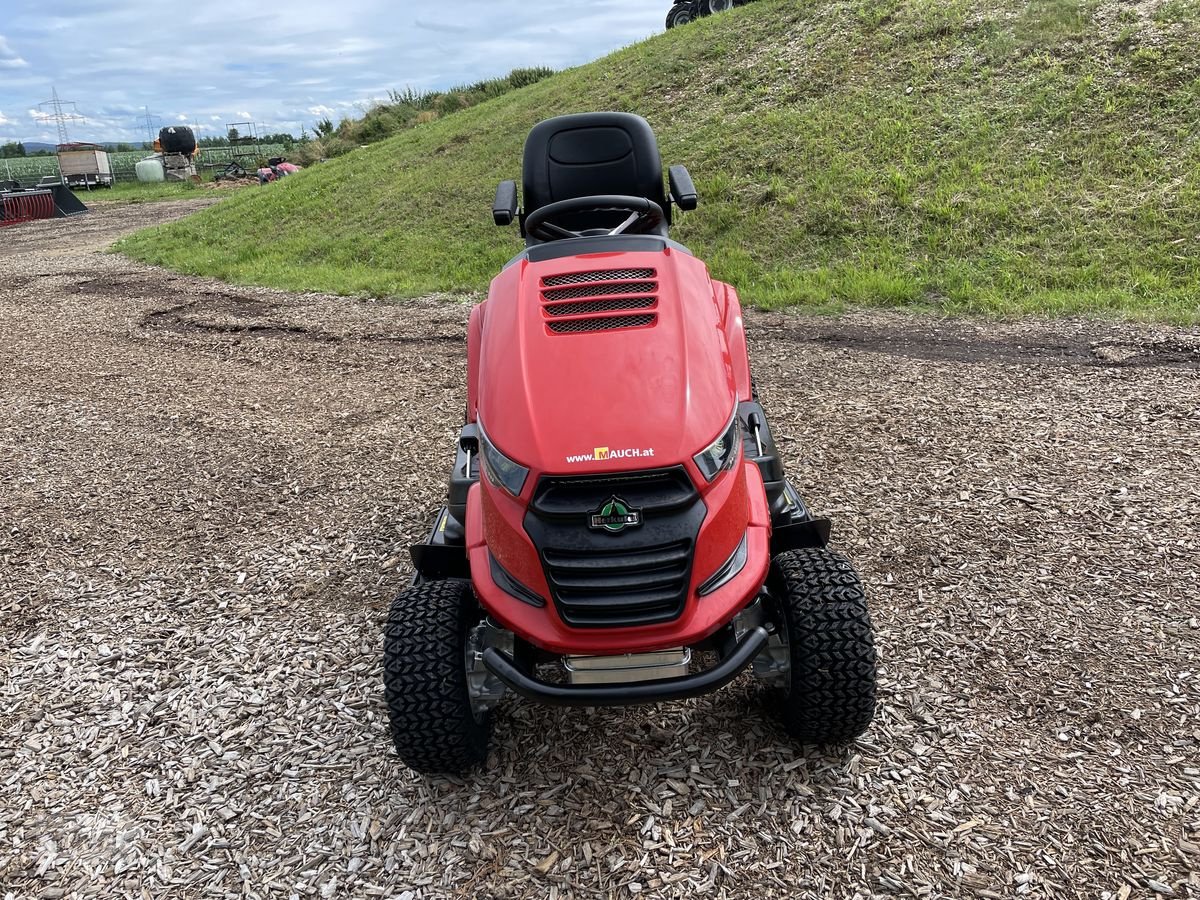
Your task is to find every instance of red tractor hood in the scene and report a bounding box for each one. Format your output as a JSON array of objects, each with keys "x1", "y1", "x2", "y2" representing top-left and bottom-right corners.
[{"x1": 477, "y1": 246, "x2": 737, "y2": 480}]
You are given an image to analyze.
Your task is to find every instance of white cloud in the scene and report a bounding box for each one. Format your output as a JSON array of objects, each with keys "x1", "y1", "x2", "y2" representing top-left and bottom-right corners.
[
  {"x1": 0, "y1": 34, "x2": 28, "y2": 68},
  {"x1": 0, "y1": 111, "x2": 10, "y2": 126}
]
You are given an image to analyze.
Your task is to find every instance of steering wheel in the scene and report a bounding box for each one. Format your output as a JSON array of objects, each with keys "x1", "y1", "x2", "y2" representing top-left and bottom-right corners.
[{"x1": 524, "y1": 195, "x2": 665, "y2": 242}]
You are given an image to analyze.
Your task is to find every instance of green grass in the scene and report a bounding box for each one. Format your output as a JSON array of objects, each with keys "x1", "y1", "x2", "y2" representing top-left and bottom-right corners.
[
  {"x1": 82, "y1": 180, "x2": 213, "y2": 204},
  {"x1": 117, "y1": 0, "x2": 1200, "y2": 321}
]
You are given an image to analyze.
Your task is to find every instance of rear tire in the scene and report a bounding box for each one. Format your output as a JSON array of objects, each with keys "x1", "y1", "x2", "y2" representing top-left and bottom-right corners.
[
  {"x1": 666, "y1": 2, "x2": 697, "y2": 27},
  {"x1": 704, "y1": 0, "x2": 735, "y2": 12},
  {"x1": 383, "y1": 578, "x2": 491, "y2": 774},
  {"x1": 764, "y1": 548, "x2": 877, "y2": 744}
]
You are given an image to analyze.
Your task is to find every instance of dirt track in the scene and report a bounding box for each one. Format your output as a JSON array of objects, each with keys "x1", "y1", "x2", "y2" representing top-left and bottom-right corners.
[{"x1": 2, "y1": 200, "x2": 1198, "y2": 899}]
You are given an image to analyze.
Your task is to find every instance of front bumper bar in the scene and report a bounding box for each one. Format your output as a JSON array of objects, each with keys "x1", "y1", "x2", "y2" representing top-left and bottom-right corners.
[{"x1": 481, "y1": 625, "x2": 769, "y2": 707}]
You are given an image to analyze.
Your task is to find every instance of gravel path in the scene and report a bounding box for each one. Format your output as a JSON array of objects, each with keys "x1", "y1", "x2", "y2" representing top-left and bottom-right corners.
[{"x1": 2, "y1": 201, "x2": 1198, "y2": 899}]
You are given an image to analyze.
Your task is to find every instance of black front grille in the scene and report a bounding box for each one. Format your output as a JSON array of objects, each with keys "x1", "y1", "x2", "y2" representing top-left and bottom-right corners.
[
  {"x1": 524, "y1": 468, "x2": 705, "y2": 628},
  {"x1": 543, "y1": 540, "x2": 692, "y2": 627},
  {"x1": 532, "y1": 468, "x2": 696, "y2": 517}
]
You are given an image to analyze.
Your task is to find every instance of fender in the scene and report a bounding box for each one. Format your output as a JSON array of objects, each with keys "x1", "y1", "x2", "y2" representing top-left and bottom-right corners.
[
  {"x1": 717, "y1": 280, "x2": 753, "y2": 401},
  {"x1": 466, "y1": 302, "x2": 486, "y2": 422}
]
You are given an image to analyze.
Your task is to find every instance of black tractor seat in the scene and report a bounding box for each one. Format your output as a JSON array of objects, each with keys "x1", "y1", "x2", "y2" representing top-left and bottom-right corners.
[
  {"x1": 521, "y1": 113, "x2": 669, "y2": 241},
  {"x1": 492, "y1": 112, "x2": 698, "y2": 248}
]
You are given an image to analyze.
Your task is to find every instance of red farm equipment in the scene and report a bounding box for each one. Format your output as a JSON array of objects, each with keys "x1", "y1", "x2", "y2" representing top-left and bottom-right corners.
[{"x1": 0, "y1": 183, "x2": 88, "y2": 227}]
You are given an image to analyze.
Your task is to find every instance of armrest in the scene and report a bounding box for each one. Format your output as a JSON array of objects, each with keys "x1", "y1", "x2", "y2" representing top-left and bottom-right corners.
[
  {"x1": 493, "y1": 180, "x2": 518, "y2": 225},
  {"x1": 668, "y1": 165, "x2": 698, "y2": 211}
]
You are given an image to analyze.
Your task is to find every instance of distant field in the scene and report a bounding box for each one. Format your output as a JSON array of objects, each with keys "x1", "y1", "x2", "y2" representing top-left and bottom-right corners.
[{"x1": 1, "y1": 145, "x2": 289, "y2": 184}]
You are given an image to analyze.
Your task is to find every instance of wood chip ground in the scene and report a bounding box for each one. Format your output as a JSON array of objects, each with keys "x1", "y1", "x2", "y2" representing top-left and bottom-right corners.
[{"x1": 1, "y1": 201, "x2": 1198, "y2": 899}]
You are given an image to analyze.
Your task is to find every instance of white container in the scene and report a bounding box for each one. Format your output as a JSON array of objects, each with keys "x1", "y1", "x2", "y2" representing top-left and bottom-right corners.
[
  {"x1": 58, "y1": 148, "x2": 112, "y2": 179},
  {"x1": 135, "y1": 155, "x2": 165, "y2": 183}
]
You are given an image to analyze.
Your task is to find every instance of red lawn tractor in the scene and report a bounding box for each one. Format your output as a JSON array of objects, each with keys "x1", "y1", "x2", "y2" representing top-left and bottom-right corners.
[{"x1": 383, "y1": 113, "x2": 876, "y2": 774}]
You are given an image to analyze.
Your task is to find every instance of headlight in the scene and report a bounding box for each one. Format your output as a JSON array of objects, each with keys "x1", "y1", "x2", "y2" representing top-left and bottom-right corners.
[
  {"x1": 698, "y1": 533, "x2": 748, "y2": 596},
  {"x1": 478, "y1": 422, "x2": 529, "y2": 497},
  {"x1": 693, "y1": 409, "x2": 740, "y2": 482}
]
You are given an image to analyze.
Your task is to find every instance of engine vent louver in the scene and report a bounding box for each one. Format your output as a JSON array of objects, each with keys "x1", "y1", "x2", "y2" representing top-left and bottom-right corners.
[
  {"x1": 543, "y1": 268, "x2": 655, "y2": 287},
  {"x1": 540, "y1": 269, "x2": 658, "y2": 335},
  {"x1": 543, "y1": 281, "x2": 657, "y2": 301},
  {"x1": 543, "y1": 297, "x2": 656, "y2": 317},
  {"x1": 547, "y1": 314, "x2": 656, "y2": 334}
]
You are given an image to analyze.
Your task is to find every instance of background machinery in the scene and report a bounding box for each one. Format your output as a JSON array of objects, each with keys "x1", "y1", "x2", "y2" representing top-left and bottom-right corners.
[
  {"x1": 0, "y1": 181, "x2": 88, "y2": 226},
  {"x1": 55, "y1": 142, "x2": 114, "y2": 189},
  {"x1": 152, "y1": 126, "x2": 200, "y2": 182},
  {"x1": 666, "y1": 0, "x2": 754, "y2": 28}
]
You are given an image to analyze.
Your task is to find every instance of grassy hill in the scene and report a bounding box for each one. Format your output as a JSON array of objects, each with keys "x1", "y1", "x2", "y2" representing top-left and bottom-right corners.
[{"x1": 117, "y1": 0, "x2": 1200, "y2": 320}]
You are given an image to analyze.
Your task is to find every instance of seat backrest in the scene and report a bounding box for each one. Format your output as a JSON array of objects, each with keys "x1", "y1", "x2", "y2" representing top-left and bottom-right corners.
[{"x1": 521, "y1": 112, "x2": 668, "y2": 239}]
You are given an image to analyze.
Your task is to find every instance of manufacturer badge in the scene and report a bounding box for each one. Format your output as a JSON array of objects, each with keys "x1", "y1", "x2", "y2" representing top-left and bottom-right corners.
[{"x1": 588, "y1": 496, "x2": 642, "y2": 534}]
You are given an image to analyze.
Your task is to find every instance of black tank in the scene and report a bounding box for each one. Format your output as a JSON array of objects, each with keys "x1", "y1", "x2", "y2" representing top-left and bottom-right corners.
[{"x1": 158, "y1": 126, "x2": 197, "y2": 156}]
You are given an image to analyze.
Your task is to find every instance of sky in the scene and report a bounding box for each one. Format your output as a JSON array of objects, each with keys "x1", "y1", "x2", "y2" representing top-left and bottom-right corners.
[{"x1": 0, "y1": 1, "x2": 665, "y2": 145}]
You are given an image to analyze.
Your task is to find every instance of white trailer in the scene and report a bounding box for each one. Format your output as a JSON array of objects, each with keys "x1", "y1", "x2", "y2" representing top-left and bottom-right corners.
[{"x1": 56, "y1": 144, "x2": 114, "y2": 189}]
